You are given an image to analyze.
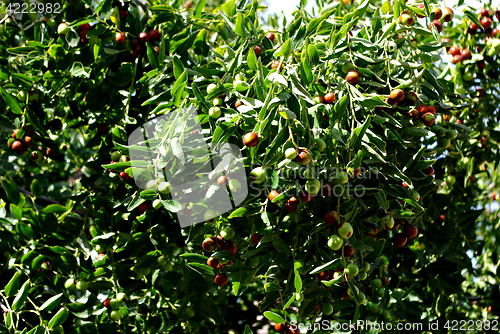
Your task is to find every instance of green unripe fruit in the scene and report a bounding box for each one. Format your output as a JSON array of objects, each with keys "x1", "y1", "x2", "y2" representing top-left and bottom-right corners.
[
  {"x1": 47, "y1": 19, "x2": 56, "y2": 28},
  {"x1": 303, "y1": 168, "x2": 315, "y2": 179},
  {"x1": 250, "y1": 167, "x2": 266, "y2": 184},
  {"x1": 312, "y1": 150, "x2": 321, "y2": 160},
  {"x1": 407, "y1": 189, "x2": 420, "y2": 201},
  {"x1": 358, "y1": 272, "x2": 367, "y2": 280},
  {"x1": 446, "y1": 175, "x2": 456, "y2": 185},
  {"x1": 446, "y1": 129, "x2": 457, "y2": 139},
  {"x1": 158, "y1": 182, "x2": 171, "y2": 194},
  {"x1": 437, "y1": 136, "x2": 450, "y2": 149},
  {"x1": 328, "y1": 235, "x2": 343, "y2": 250},
  {"x1": 76, "y1": 281, "x2": 88, "y2": 292},
  {"x1": 295, "y1": 292, "x2": 304, "y2": 302},
  {"x1": 209, "y1": 106, "x2": 221, "y2": 118},
  {"x1": 57, "y1": 23, "x2": 69, "y2": 35},
  {"x1": 345, "y1": 263, "x2": 359, "y2": 276},
  {"x1": 342, "y1": 62, "x2": 354, "y2": 73},
  {"x1": 372, "y1": 278, "x2": 382, "y2": 288},
  {"x1": 110, "y1": 310, "x2": 121, "y2": 321},
  {"x1": 119, "y1": 155, "x2": 129, "y2": 162},
  {"x1": 207, "y1": 83, "x2": 217, "y2": 94},
  {"x1": 109, "y1": 298, "x2": 121, "y2": 310},
  {"x1": 377, "y1": 287, "x2": 386, "y2": 297},
  {"x1": 65, "y1": 278, "x2": 76, "y2": 290},
  {"x1": 367, "y1": 302, "x2": 378, "y2": 313},
  {"x1": 213, "y1": 98, "x2": 224, "y2": 106},
  {"x1": 347, "y1": 285, "x2": 359, "y2": 297},
  {"x1": 333, "y1": 172, "x2": 349, "y2": 185},
  {"x1": 146, "y1": 180, "x2": 158, "y2": 191},
  {"x1": 95, "y1": 244, "x2": 105, "y2": 253},
  {"x1": 356, "y1": 292, "x2": 366, "y2": 304},
  {"x1": 463, "y1": 71, "x2": 473, "y2": 82},
  {"x1": 228, "y1": 179, "x2": 241, "y2": 192},
  {"x1": 158, "y1": 257, "x2": 168, "y2": 267},
  {"x1": 305, "y1": 179, "x2": 321, "y2": 195},
  {"x1": 315, "y1": 138, "x2": 326, "y2": 152},
  {"x1": 185, "y1": 306, "x2": 195, "y2": 318},
  {"x1": 116, "y1": 293, "x2": 127, "y2": 302},
  {"x1": 338, "y1": 222, "x2": 353, "y2": 239},
  {"x1": 284, "y1": 147, "x2": 297, "y2": 160},
  {"x1": 363, "y1": 262, "x2": 370, "y2": 272},
  {"x1": 220, "y1": 227, "x2": 235, "y2": 240},
  {"x1": 204, "y1": 209, "x2": 217, "y2": 222},
  {"x1": 153, "y1": 199, "x2": 162, "y2": 210},
  {"x1": 379, "y1": 215, "x2": 394, "y2": 230},
  {"x1": 111, "y1": 151, "x2": 122, "y2": 162},
  {"x1": 322, "y1": 303, "x2": 334, "y2": 315}
]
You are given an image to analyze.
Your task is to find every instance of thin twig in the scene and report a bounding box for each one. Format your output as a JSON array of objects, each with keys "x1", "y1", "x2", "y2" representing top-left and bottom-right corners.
[{"x1": 0, "y1": 185, "x2": 59, "y2": 205}]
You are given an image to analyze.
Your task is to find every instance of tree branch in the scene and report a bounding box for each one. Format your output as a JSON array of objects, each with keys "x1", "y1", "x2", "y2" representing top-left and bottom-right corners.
[{"x1": 0, "y1": 185, "x2": 59, "y2": 205}]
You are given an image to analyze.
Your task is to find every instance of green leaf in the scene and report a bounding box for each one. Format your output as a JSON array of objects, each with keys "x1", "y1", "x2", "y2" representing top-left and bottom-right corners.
[
  {"x1": 95, "y1": 0, "x2": 113, "y2": 15},
  {"x1": 364, "y1": 239, "x2": 386, "y2": 263},
  {"x1": 275, "y1": 39, "x2": 291, "y2": 58},
  {"x1": 333, "y1": 95, "x2": 349, "y2": 122},
  {"x1": 48, "y1": 308, "x2": 69, "y2": 329},
  {"x1": 294, "y1": 271, "x2": 303, "y2": 292},
  {"x1": 403, "y1": 145, "x2": 426, "y2": 176},
  {"x1": 464, "y1": 10, "x2": 484, "y2": 29},
  {"x1": 146, "y1": 43, "x2": 159, "y2": 69},
  {"x1": 243, "y1": 324, "x2": 254, "y2": 334},
  {"x1": 375, "y1": 191, "x2": 388, "y2": 211},
  {"x1": 5, "y1": 272, "x2": 21, "y2": 298},
  {"x1": 350, "y1": 115, "x2": 371, "y2": 150},
  {"x1": 161, "y1": 200, "x2": 182, "y2": 212},
  {"x1": 194, "y1": 0, "x2": 206, "y2": 17},
  {"x1": 30, "y1": 179, "x2": 43, "y2": 199},
  {"x1": 263, "y1": 311, "x2": 285, "y2": 324},
  {"x1": 12, "y1": 280, "x2": 30, "y2": 311},
  {"x1": 180, "y1": 253, "x2": 209, "y2": 263},
  {"x1": 1, "y1": 88, "x2": 22, "y2": 114},
  {"x1": 309, "y1": 259, "x2": 342, "y2": 275},
  {"x1": 272, "y1": 236, "x2": 292, "y2": 253},
  {"x1": 187, "y1": 262, "x2": 215, "y2": 275},
  {"x1": 39, "y1": 293, "x2": 63, "y2": 312},
  {"x1": 247, "y1": 48, "x2": 257, "y2": 71},
  {"x1": 235, "y1": 13, "x2": 247, "y2": 37},
  {"x1": 1, "y1": 177, "x2": 20, "y2": 205}
]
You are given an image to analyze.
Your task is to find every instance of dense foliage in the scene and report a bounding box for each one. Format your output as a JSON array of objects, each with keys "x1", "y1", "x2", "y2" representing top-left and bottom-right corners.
[{"x1": 1, "y1": 0, "x2": 500, "y2": 333}]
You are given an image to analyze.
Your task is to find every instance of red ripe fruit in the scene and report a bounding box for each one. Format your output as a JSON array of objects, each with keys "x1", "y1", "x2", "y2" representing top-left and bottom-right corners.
[
  {"x1": 390, "y1": 89, "x2": 405, "y2": 102},
  {"x1": 80, "y1": 23, "x2": 91, "y2": 30},
  {"x1": 442, "y1": 7, "x2": 454, "y2": 22},
  {"x1": 344, "y1": 245, "x2": 354, "y2": 257},
  {"x1": 253, "y1": 45, "x2": 262, "y2": 55},
  {"x1": 148, "y1": 29, "x2": 161, "y2": 41},
  {"x1": 346, "y1": 70, "x2": 360, "y2": 85},
  {"x1": 154, "y1": 46, "x2": 160, "y2": 55},
  {"x1": 392, "y1": 219, "x2": 403, "y2": 230},
  {"x1": 119, "y1": 9, "x2": 128, "y2": 18},
  {"x1": 427, "y1": 105, "x2": 436, "y2": 115},
  {"x1": 324, "y1": 211, "x2": 339, "y2": 225},
  {"x1": 422, "y1": 112, "x2": 435, "y2": 126},
  {"x1": 438, "y1": 215, "x2": 445, "y2": 223},
  {"x1": 322, "y1": 182, "x2": 334, "y2": 197},
  {"x1": 461, "y1": 49, "x2": 471, "y2": 60},
  {"x1": 416, "y1": 4, "x2": 425, "y2": 18},
  {"x1": 299, "y1": 190, "x2": 313, "y2": 202},
  {"x1": 424, "y1": 166, "x2": 434, "y2": 176},
  {"x1": 286, "y1": 327, "x2": 300, "y2": 334},
  {"x1": 217, "y1": 175, "x2": 228, "y2": 187},
  {"x1": 341, "y1": 290, "x2": 351, "y2": 299},
  {"x1": 405, "y1": 224, "x2": 418, "y2": 239},
  {"x1": 432, "y1": 8, "x2": 442, "y2": 20},
  {"x1": 103, "y1": 298, "x2": 111, "y2": 308},
  {"x1": 251, "y1": 233, "x2": 262, "y2": 244},
  {"x1": 408, "y1": 109, "x2": 419, "y2": 119},
  {"x1": 214, "y1": 273, "x2": 228, "y2": 287},
  {"x1": 393, "y1": 233, "x2": 407, "y2": 248},
  {"x1": 288, "y1": 197, "x2": 299, "y2": 207},
  {"x1": 416, "y1": 105, "x2": 428, "y2": 116},
  {"x1": 451, "y1": 54, "x2": 463, "y2": 64},
  {"x1": 115, "y1": 32, "x2": 125, "y2": 44},
  {"x1": 493, "y1": 28, "x2": 500, "y2": 38},
  {"x1": 296, "y1": 150, "x2": 312, "y2": 165},
  {"x1": 268, "y1": 190, "x2": 280, "y2": 201},
  {"x1": 266, "y1": 32, "x2": 275, "y2": 43},
  {"x1": 138, "y1": 32, "x2": 149, "y2": 43},
  {"x1": 448, "y1": 46, "x2": 461, "y2": 56},
  {"x1": 24, "y1": 136, "x2": 32, "y2": 148},
  {"x1": 478, "y1": 60, "x2": 486, "y2": 69},
  {"x1": 285, "y1": 203, "x2": 297, "y2": 213},
  {"x1": 202, "y1": 237, "x2": 217, "y2": 252},
  {"x1": 119, "y1": 172, "x2": 130, "y2": 180},
  {"x1": 12, "y1": 129, "x2": 19, "y2": 139},
  {"x1": 138, "y1": 202, "x2": 149, "y2": 213},
  {"x1": 481, "y1": 17, "x2": 492, "y2": 30},
  {"x1": 242, "y1": 132, "x2": 259, "y2": 147},
  {"x1": 207, "y1": 257, "x2": 219, "y2": 268},
  {"x1": 275, "y1": 324, "x2": 287, "y2": 333},
  {"x1": 11, "y1": 141, "x2": 23, "y2": 153},
  {"x1": 318, "y1": 270, "x2": 330, "y2": 280},
  {"x1": 468, "y1": 22, "x2": 479, "y2": 34},
  {"x1": 324, "y1": 92, "x2": 336, "y2": 104},
  {"x1": 429, "y1": 20, "x2": 443, "y2": 33},
  {"x1": 480, "y1": 8, "x2": 490, "y2": 17}
]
